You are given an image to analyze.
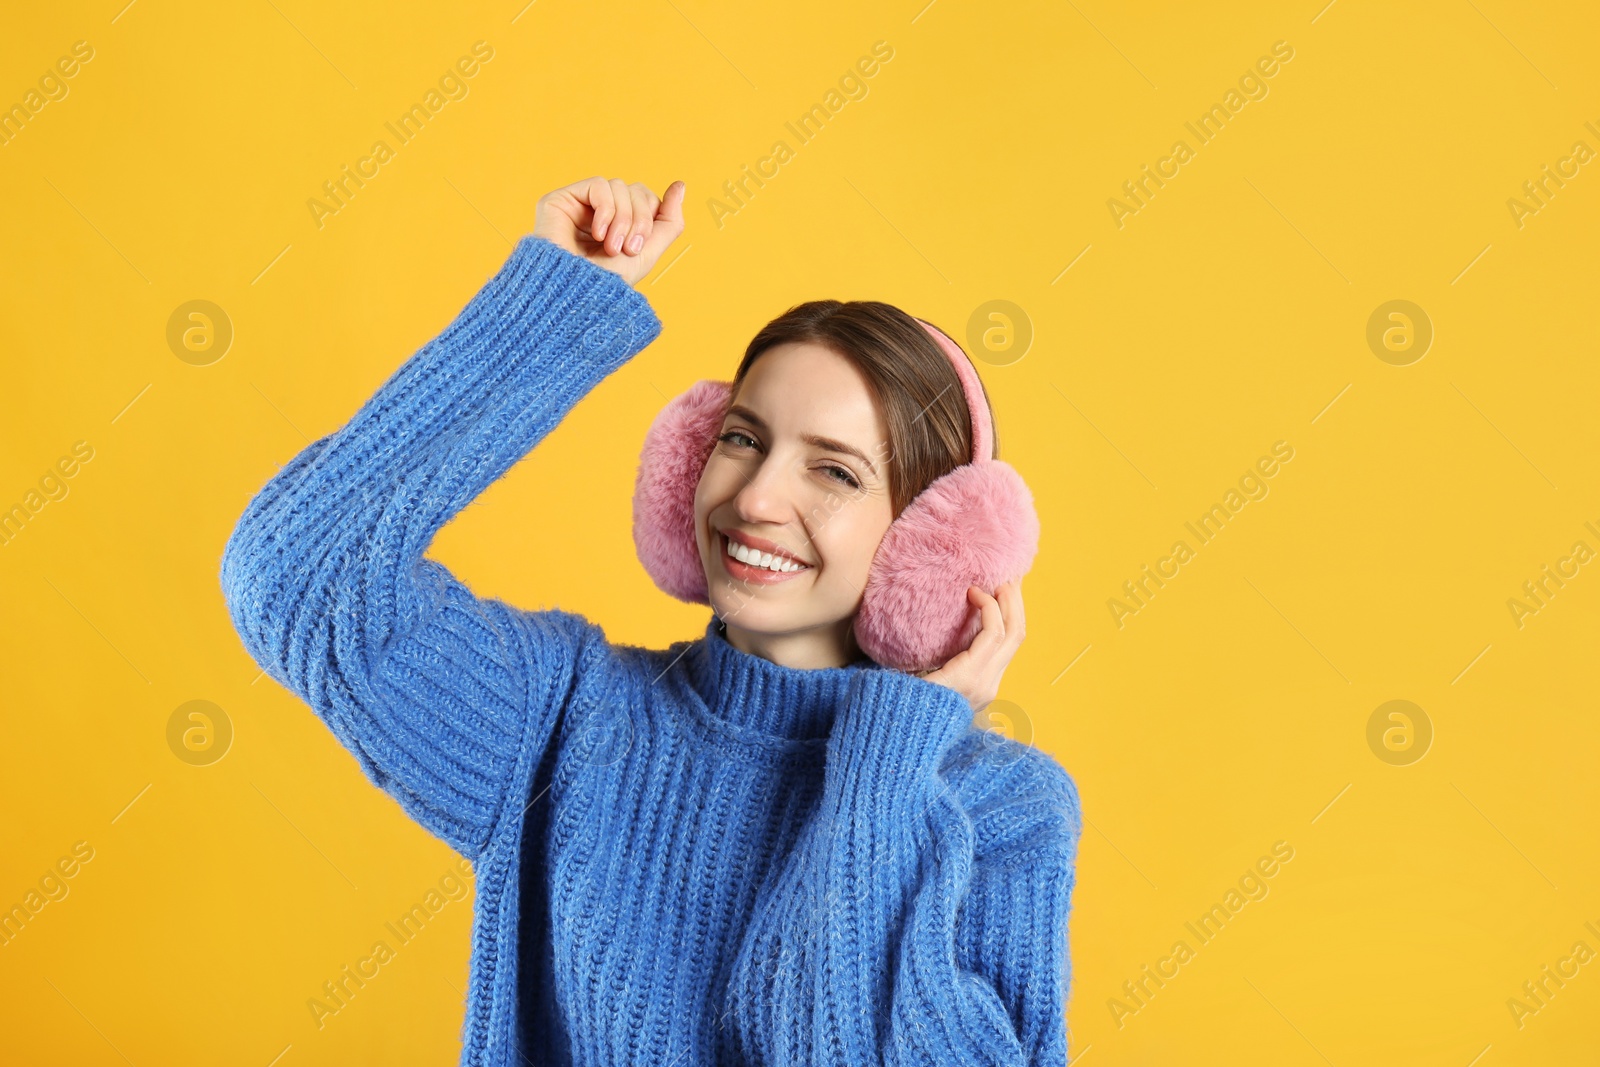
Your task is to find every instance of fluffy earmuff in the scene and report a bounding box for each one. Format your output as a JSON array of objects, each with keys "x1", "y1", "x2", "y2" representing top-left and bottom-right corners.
[
  {"x1": 631, "y1": 378, "x2": 728, "y2": 605},
  {"x1": 852, "y1": 459, "x2": 1039, "y2": 671}
]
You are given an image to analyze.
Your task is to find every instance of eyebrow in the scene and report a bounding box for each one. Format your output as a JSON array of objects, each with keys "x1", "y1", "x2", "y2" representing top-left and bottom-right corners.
[{"x1": 724, "y1": 404, "x2": 878, "y2": 476}]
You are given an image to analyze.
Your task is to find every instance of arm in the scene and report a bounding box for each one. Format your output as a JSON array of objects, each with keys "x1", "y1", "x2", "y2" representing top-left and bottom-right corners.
[
  {"x1": 219, "y1": 235, "x2": 661, "y2": 859},
  {"x1": 806, "y1": 670, "x2": 1080, "y2": 1066},
  {"x1": 950, "y1": 751, "x2": 1081, "y2": 1064}
]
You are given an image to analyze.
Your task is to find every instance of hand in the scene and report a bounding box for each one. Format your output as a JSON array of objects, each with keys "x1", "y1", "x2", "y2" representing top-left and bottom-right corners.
[
  {"x1": 915, "y1": 580, "x2": 1025, "y2": 714},
  {"x1": 532, "y1": 176, "x2": 686, "y2": 288}
]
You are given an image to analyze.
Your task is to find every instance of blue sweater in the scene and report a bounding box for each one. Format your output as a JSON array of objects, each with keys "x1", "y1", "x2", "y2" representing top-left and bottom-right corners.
[{"x1": 219, "y1": 235, "x2": 1082, "y2": 1066}]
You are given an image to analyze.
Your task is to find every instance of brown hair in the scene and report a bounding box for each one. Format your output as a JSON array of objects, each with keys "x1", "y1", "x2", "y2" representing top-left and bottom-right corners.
[{"x1": 729, "y1": 301, "x2": 997, "y2": 517}]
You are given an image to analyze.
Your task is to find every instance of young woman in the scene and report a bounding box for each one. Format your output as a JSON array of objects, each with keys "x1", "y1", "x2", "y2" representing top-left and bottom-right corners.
[{"x1": 221, "y1": 176, "x2": 1081, "y2": 1066}]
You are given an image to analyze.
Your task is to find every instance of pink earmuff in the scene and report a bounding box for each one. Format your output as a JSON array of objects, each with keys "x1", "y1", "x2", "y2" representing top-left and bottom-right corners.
[{"x1": 630, "y1": 320, "x2": 1039, "y2": 673}]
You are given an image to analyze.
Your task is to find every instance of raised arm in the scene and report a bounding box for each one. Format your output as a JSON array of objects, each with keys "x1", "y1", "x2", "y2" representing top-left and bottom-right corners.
[
  {"x1": 219, "y1": 232, "x2": 662, "y2": 859},
  {"x1": 805, "y1": 670, "x2": 1082, "y2": 1066}
]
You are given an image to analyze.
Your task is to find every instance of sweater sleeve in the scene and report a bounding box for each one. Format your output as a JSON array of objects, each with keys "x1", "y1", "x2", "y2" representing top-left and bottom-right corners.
[
  {"x1": 219, "y1": 235, "x2": 662, "y2": 859},
  {"x1": 951, "y1": 747, "x2": 1081, "y2": 1064},
  {"x1": 805, "y1": 669, "x2": 1080, "y2": 1066}
]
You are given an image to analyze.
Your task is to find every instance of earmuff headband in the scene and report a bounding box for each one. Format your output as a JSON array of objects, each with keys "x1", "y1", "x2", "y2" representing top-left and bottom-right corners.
[{"x1": 913, "y1": 319, "x2": 992, "y2": 465}]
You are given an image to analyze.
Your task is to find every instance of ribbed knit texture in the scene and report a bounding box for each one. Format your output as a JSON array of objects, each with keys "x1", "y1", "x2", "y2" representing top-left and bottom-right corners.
[{"x1": 219, "y1": 235, "x2": 1083, "y2": 1066}]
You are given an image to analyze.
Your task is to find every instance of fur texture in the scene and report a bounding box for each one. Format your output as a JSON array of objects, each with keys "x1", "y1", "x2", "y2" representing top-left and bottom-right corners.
[
  {"x1": 631, "y1": 379, "x2": 728, "y2": 604},
  {"x1": 852, "y1": 460, "x2": 1039, "y2": 671}
]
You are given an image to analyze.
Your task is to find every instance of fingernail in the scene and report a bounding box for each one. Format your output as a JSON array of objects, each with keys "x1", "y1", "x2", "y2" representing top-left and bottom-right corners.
[{"x1": 627, "y1": 234, "x2": 643, "y2": 254}]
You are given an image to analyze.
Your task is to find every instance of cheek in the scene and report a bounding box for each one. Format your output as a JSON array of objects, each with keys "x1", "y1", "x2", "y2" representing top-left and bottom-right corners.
[
  {"x1": 816, "y1": 503, "x2": 889, "y2": 573},
  {"x1": 691, "y1": 473, "x2": 713, "y2": 551},
  {"x1": 693, "y1": 461, "x2": 736, "y2": 541}
]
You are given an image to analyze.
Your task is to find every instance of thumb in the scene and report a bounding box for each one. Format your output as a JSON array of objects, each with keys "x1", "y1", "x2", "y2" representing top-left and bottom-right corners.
[{"x1": 641, "y1": 180, "x2": 686, "y2": 260}]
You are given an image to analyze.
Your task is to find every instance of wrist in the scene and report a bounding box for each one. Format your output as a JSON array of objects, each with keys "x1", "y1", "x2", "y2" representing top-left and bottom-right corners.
[{"x1": 491, "y1": 236, "x2": 661, "y2": 360}]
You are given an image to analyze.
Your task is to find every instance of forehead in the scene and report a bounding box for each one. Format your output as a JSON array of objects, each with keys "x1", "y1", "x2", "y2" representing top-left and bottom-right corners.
[{"x1": 731, "y1": 342, "x2": 888, "y2": 443}]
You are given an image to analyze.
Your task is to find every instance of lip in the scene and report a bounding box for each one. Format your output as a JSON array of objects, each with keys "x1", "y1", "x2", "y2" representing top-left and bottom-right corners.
[{"x1": 716, "y1": 529, "x2": 813, "y2": 585}]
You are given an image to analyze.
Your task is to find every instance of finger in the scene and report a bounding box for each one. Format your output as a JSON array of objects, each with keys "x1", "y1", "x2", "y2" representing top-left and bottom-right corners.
[
  {"x1": 582, "y1": 175, "x2": 614, "y2": 244},
  {"x1": 623, "y1": 183, "x2": 656, "y2": 255},
  {"x1": 1000, "y1": 579, "x2": 1025, "y2": 646},
  {"x1": 605, "y1": 178, "x2": 634, "y2": 255},
  {"x1": 969, "y1": 585, "x2": 1005, "y2": 652},
  {"x1": 656, "y1": 180, "x2": 686, "y2": 224},
  {"x1": 640, "y1": 181, "x2": 687, "y2": 260}
]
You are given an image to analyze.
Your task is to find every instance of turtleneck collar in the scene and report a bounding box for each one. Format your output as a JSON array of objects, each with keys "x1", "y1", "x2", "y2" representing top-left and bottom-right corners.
[{"x1": 681, "y1": 614, "x2": 890, "y2": 745}]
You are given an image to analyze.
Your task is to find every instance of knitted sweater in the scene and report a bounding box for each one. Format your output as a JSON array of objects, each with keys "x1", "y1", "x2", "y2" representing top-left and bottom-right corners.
[{"x1": 219, "y1": 234, "x2": 1082, "y2": 1066}]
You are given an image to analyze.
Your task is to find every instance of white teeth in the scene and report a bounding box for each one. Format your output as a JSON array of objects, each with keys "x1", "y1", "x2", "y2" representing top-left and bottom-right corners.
[{"x1": 726, "y1": 536, "x2": 805, "y2": 573}]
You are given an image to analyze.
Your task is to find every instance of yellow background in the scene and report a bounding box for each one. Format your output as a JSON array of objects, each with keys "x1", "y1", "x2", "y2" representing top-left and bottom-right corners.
[{"x1": 2, "y1": 0, "x2": 1597, "y2": 1063}]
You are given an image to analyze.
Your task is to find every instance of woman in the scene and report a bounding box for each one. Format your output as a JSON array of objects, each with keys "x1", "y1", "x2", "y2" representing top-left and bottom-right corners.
[{"x1": 221, "y1": 176, "x2": 1081, "y2": 1066}]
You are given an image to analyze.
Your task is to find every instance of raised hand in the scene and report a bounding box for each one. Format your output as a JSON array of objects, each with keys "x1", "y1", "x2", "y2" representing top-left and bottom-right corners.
[{"x1": 531, "y1": 176, "x2": 686, "y2": 288}]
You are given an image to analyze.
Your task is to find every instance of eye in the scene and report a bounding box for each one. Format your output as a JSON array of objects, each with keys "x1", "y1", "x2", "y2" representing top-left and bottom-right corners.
[
  {"x1": 718, "y1": 430, "x2": 861, "y2": 489},
  {"x1": 822, "y1": 465, "x2": 860, "y2": 489}
]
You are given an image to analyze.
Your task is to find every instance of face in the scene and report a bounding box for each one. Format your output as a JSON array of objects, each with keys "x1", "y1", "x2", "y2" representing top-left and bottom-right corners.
[{"x1": 693, "y1": 342, "x2": 897, "y2": 668}]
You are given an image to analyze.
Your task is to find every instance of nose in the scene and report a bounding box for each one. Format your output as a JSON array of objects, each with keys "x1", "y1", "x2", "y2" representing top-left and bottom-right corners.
[{"x1": 731, "y1": 452, "x2": 800, "y2": 528}]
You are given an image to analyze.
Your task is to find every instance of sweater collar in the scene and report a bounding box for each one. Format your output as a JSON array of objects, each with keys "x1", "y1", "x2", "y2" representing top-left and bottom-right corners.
[{"x1": 682, "y1": 614, "x2": 889, "y2": 743}]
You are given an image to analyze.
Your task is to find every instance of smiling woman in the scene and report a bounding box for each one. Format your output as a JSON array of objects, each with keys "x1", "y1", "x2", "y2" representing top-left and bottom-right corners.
[{"x1": 221, "y1": 175, "x2": 1079, "y2": 1067}]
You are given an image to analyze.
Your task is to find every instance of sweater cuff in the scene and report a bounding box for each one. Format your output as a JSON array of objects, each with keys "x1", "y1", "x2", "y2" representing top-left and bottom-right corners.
[
  {"x1": 835, "y1": 669, "x2": 976, "y2": 798},
  {"x1": 460, "y1": 235, "x2": 663, "y2": 378}
]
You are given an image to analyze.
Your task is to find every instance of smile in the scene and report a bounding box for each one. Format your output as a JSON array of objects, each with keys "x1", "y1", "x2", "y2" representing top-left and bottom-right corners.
[{"x1": 719, "y1": 533, "x2": 812, "y2": 582}]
